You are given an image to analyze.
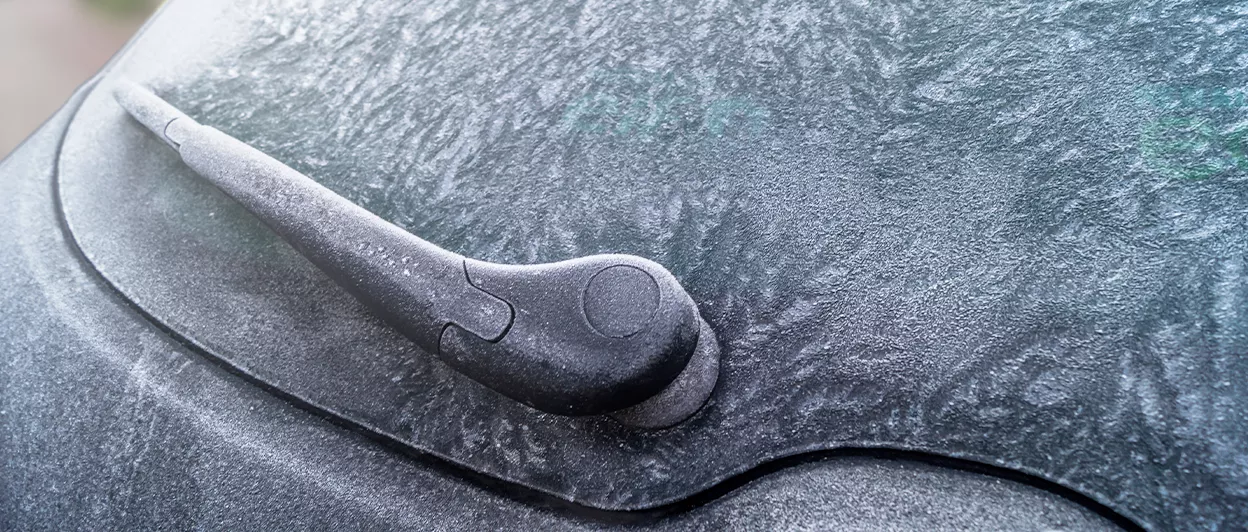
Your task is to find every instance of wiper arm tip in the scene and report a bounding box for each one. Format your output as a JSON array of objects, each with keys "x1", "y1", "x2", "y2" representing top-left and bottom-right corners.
[{"x1": 113, "y1": 79, "x2": 196, "y2": 149}]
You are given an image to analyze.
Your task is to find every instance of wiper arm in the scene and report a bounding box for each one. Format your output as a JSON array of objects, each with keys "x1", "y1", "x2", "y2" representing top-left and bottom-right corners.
[{"x1": 113, "y1": 80, "x2": 718, "y2": 428}]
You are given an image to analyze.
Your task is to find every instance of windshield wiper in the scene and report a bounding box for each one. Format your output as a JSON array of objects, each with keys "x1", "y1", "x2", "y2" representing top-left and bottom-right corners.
[{"x1": 113, "y1": 80, "x2": 718, "y2": 428}]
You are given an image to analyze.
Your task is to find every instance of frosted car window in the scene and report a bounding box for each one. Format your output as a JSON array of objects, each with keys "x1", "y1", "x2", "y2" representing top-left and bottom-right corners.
[{"x1": 57, "y1": 0, "x2": 1247, "y2": 528}]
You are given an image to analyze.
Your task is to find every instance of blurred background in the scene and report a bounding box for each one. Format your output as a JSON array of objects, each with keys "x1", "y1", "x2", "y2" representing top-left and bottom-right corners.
[{"x1": 0, "y1": 0, "x2": 158, "y2": 159}]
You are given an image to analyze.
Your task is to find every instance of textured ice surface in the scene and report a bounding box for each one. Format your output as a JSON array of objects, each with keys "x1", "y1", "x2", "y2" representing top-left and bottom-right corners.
[
  {"x1": 54, "y1": 0, "x2": 1248, "y2": 529},
  {"x1": 3, "y1": 89, "x2": 1119, "y2": 530}
]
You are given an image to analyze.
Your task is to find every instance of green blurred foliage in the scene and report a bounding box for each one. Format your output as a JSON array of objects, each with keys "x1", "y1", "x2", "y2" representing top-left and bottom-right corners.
[
  {"x1": 1137, "y1": 85, "x2": 1248, "y2": 182},
  {"x1": 81, "y1": 0, "x2": 160, "y2": 17}
]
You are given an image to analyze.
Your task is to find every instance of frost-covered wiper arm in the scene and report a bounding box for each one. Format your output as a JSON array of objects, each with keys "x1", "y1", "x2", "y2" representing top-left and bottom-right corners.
[{"x1": 113, "y1": 80, "x2": 718, "y2": 427}]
